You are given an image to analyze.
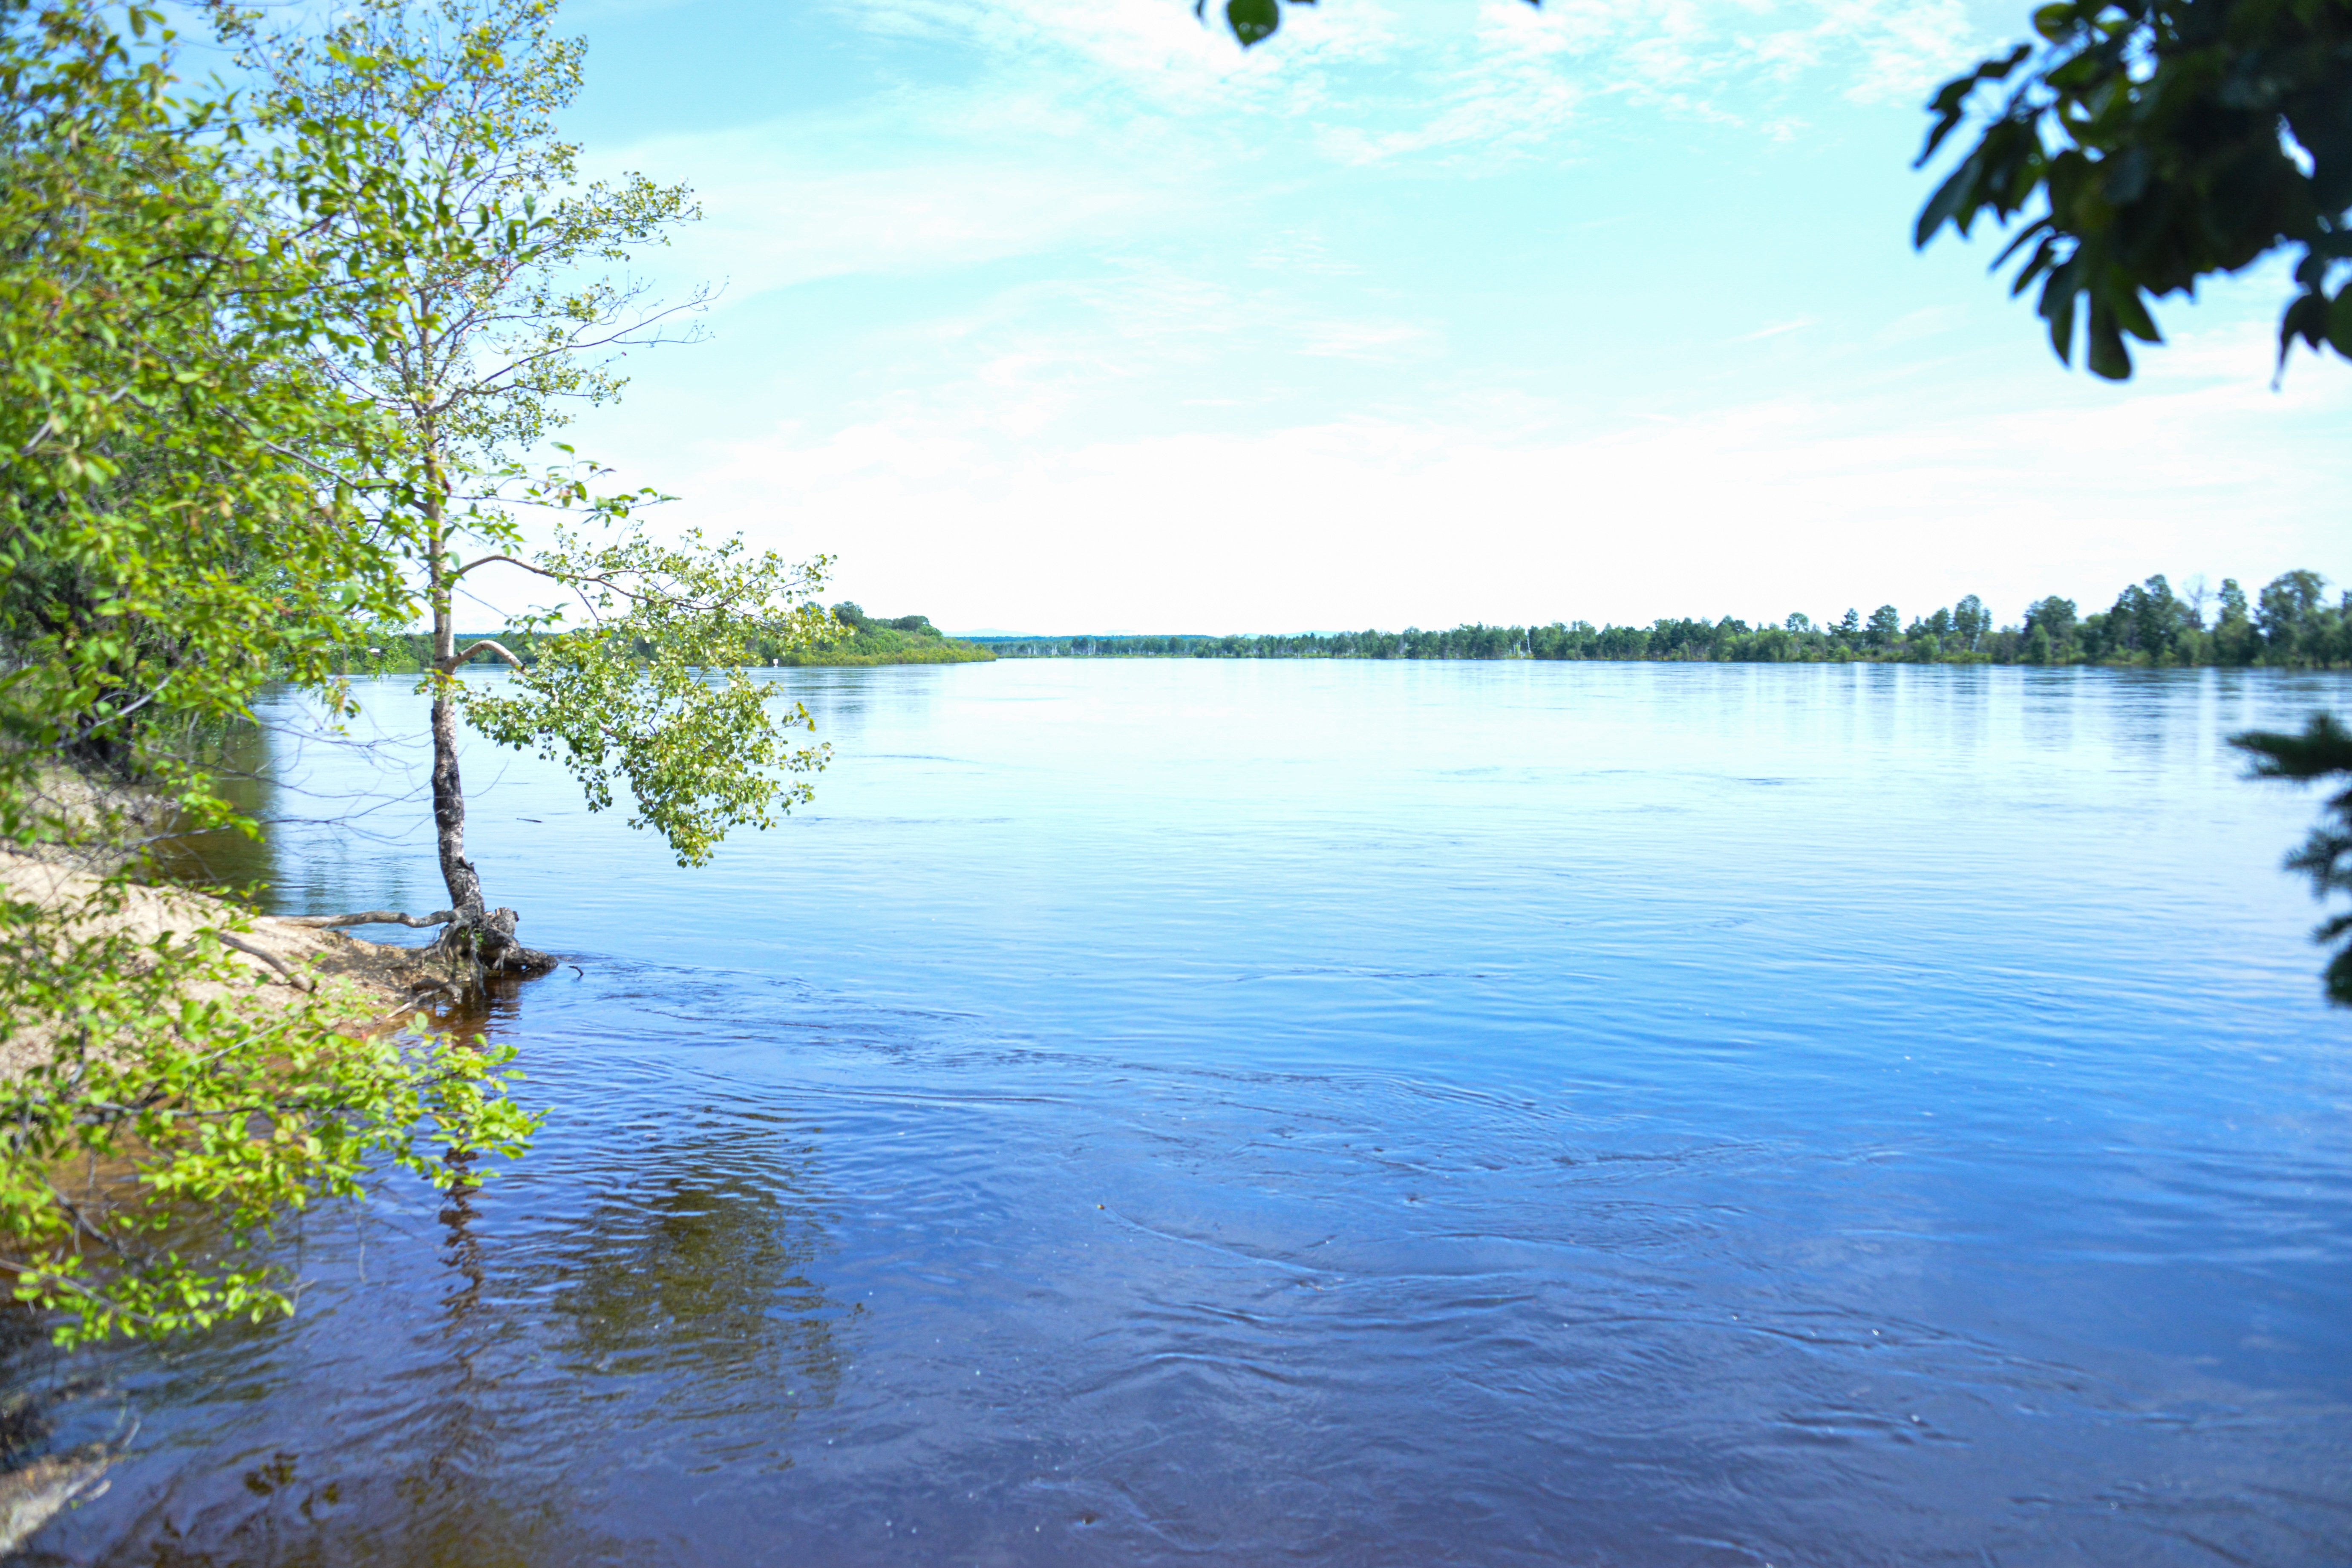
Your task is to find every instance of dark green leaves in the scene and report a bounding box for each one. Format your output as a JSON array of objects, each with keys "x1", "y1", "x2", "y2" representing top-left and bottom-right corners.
[
  {"x1": 1918, "y1": 42, "x2": 2031, "y2": 170},
  {"x1": 1226, "y1": 0, "x2": 1280, "y2": 46},
  {"x1": 0, "y1": 0, "x2": 535, "y2": 1345},
  {"x1": 2233, "y1": 712, "x2": 2352, "y2": 1005},
  {"x1": 1916, "y1": 0, "x2": 2352, "y2": 380}
]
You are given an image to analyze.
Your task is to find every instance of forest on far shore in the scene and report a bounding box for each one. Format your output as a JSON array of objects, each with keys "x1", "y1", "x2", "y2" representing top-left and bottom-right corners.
[
  {"x1": 344, "y1": 604, "x2": 992, "y2": 672},
  {"x1": 978, "y1": 571, "x2": 2352, "y2": 667}
]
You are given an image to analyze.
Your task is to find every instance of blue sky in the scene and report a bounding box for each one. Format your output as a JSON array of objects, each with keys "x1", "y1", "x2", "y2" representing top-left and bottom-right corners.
[{"x1": 531, "y1": 0, "x2": 2346, "y2": 634}]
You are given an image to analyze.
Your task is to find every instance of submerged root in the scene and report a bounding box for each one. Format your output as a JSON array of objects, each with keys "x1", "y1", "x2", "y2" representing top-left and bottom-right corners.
[{"x1": 427, "y1": 906, "x2": 556, "y2": 991}]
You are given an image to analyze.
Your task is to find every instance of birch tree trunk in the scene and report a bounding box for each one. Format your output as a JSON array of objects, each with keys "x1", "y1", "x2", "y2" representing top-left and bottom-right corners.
[
  {"x1": 424, "y1": 493, "x2": 550, "y2": 980},
  {"x1": 428, "y1": 553, "x2": 483, "y2": 917}
]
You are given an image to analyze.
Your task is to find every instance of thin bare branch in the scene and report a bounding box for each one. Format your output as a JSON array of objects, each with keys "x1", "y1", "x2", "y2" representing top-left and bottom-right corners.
[
  {"x1": 267, "y1": 910, "x2": 457, "y2": 929},
  {"x1": 213, "y1": 933, "x2": 313, "y2": 991}
]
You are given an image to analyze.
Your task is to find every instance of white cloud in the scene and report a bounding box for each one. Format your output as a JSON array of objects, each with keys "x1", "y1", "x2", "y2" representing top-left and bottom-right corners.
[
  {"x1": 609, "y1": 314, "x2": 2351, "y2": 634},
  {"x1": 594, "y1": 0, "x2": 1998, "y2": 309}
]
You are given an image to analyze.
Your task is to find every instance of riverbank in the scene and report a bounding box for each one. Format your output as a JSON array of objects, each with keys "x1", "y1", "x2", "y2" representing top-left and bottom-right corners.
[
  {"x1": 0, "y1": 854, "x2": 461, "y2": 1549},
  {"x1": 0, "y1": 853, "x2": 445, "y2": 1076},
  {"x1": 772, "y1": 641, "x2": 994, "y2": 667}
]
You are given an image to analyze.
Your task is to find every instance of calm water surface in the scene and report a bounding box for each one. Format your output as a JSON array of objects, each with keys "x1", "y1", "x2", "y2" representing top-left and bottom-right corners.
[{"x1": 20, "y1": 660, "x2": 2352, "y2": 1566}]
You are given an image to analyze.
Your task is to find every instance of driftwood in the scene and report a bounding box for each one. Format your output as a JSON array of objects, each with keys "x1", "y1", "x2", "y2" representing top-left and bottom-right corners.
[
  {"x1": 0, "y1": 1384, "x2": 135, "y2": 1556},
  {"x1": 0, "y1": 1445, "x2": 114, "y2": 1553},
  {"x1": 429, "y1": 905, "x2": 556, "y2": 978},
  {"x1": 215, "y1": 932, "x2": 314, "y2": 991},
  {"x1": 274, "y1": 910, "x2": 458, "y2": 930},
  {"x1": 268, "y1": 901, "x2": 553, "y2": 996}
]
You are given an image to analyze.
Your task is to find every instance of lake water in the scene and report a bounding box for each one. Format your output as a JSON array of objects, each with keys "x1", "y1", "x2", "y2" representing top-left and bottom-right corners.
[{"x1": 19, "y1": 660, "x2": 2352, "y2": 1566}]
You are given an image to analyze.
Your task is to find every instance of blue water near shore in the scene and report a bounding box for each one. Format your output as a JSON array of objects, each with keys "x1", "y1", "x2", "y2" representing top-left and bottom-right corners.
[{"x1": 25, "y1": 660, "x2": 2352, "y2": 1565}]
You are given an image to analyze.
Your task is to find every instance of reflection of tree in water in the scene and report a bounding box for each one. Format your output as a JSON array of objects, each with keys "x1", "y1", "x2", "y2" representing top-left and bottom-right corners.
[
  {"x1": 70, "y1": 1113, "x2": 843, "y2": 1567},
  {"x1": 543, "y1": 1119, "x2": 847, "y2": 1467},
  {"x1": 142, "y1": 718, "x2": 275, "y2": 892},
  {"x1": 143, "y1": 693, "x2": 449, "y2": 917},
  {"x1": 78, "y1": 1163, "x2": 625, "y2": 1568}
]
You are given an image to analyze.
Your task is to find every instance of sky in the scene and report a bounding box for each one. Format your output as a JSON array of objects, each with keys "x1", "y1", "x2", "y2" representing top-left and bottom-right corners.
[{"x1": 493, "y1": 0, "x2": 2344, "y2": 634}]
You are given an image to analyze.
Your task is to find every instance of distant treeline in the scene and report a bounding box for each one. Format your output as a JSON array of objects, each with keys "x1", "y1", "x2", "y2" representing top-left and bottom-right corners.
[
  {"x1": 777, "y1": 604, "x2": 994, "y2": 667},
  {"x1": 974, "y1": 571, "x2": 2352, "y2": 668},
  {"x1": 337, "y1": 603, "x2": 993, "y2": 674}
]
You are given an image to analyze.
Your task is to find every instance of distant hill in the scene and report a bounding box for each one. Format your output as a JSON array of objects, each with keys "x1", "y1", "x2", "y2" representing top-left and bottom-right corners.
[{"x1": 767, "y1": 605, "x2": 994, "y2": 667}]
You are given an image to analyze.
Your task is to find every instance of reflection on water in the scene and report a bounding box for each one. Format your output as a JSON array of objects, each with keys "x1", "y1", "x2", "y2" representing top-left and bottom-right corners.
[
  {"x1": 14, "y1": 661, "x2": 2352, "y2": 1564},
  {"x1": 21, "y1": 1063, "x2": 846, "y2": 1568},
  {"x1": 541, "y1": 1125, "x2": 845, "y2": 1467}
]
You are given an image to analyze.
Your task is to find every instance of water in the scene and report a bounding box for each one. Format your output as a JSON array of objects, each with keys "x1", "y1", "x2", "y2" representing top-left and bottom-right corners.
[{"x1": 19, "y1": 661, "x2": 2352, "y2": 1565}]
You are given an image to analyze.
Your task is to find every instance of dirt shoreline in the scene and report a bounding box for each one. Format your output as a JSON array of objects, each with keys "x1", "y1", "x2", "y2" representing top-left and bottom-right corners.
[{"x1": 0, "y1": 852, "x2": 451, "y2": 1075}]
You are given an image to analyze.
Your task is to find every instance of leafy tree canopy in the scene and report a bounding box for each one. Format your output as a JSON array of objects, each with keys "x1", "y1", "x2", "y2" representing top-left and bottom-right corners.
[
  {"x1": 0, "y1": 0, "x2": 536, "y2": 1345},
  {"x1": 1915, "y1": 0, "x2": 2352, "y2": 379}
]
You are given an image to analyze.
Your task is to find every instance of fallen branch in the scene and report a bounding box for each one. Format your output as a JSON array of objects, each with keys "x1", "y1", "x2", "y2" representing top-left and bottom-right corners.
[
  {"x1": 214, "y1": 933, "x2": 313, "y2": 992},
  {"x1": 270, "y1": 910, "x2": 457, "y2": 930}
]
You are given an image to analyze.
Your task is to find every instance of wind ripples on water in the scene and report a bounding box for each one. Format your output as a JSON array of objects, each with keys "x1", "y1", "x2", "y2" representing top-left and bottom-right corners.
[{"x1": 18, "y1": 660, "x2": 2352, "y2": 1565}]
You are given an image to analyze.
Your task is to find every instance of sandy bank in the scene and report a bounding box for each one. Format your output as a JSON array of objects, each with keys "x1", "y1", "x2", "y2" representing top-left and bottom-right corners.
[{"x1": 0, "y1": 853, "x2": 450, "y2": 1075}]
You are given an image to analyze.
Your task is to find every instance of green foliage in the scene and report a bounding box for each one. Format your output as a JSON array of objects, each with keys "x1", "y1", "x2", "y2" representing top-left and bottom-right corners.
[
  {"x1": 1916, "y1": 0, "x2": 2352, "y2": 378},
  {"x1": 462, "y1": 532, "x2": 834, "y2": 867},
  {"x1": 0, "y1": 0, "x2": 409, "y2": 838},
  {"x1": 1219, "y1": 0, "x2": 1282, "y2": 46},
  {"x1": 0, "y1": 1, "x2": 538, "y2": 1345},
  {"x1": 214, "y1": 0, "x2": 706, "y2": 489},
  {"x1": 2232, "y1": 712, "x2": 2352, "y2": 1003},
  {"x1": 767, "y1": 605, "x2": 994, "y2": 667},
  {"x1": 980, "y1": 567, "x2": 2352, "y2": 668},
  {"x1": 0, "y1": 885, "x2": 537, "y2": 1345},
  {"x1": 1953, "y1": 594, "x2": 1993, "y2": 650}
]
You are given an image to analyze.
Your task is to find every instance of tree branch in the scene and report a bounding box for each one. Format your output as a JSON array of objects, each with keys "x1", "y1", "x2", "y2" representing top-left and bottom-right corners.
[
  {"x1": 450, "y1": 552, "x2": 548, "y2": 580},
  {"x1": 449, "y1": 638, "x2": 525, "y2": 672},
  {"x1": 269, "y1": 910, "x2": 457, "y2": 929},
  {"x1": 215, "y1": 932, "x2": 313, "y2": 991}
]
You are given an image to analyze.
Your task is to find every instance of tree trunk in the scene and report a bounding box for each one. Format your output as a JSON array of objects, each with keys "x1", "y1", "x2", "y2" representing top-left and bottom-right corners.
[
  {"x1": 429, "y1": 683, "x2": 484, "y2": 916},
  {"x1": 423, "y1": 488, "x2": 552, "y2": 982}
]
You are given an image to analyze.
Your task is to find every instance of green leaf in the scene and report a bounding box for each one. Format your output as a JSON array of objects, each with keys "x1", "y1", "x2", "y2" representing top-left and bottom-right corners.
[
  {"x1": 2281, "y1": 289, "x2": 2332, "y2": 359},
  {"x1": 1227, "y1": 0, "x2": 1280, "y2": 46},
  {"x1": 2031, "y1": 3, "x2": 2078, "y2": 42},
  {"x1": 1917, "y1": 0, "x2": 2352, "y2": 383},
  {"x1": 2084, "y1": 306, "x2": 2131, "y2": 380}
]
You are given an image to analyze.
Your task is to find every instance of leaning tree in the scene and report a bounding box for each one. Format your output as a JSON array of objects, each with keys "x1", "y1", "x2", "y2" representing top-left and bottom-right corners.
[
  {"x1": 0, "y1": 0, "x2": 544, "y2": 1348},
  {"x1": 219, "y1": 0, "x2": 835, "y2": 978}
]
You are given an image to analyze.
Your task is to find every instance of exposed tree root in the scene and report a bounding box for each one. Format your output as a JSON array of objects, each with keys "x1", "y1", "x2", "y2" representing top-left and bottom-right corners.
[
  {"x1": 429, "y1": 905, "x2": 556, "y2": 982},
  {"x1": 273, "y1": 906, "x2": 556, "y2": 999}
]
